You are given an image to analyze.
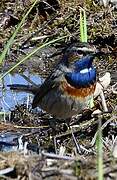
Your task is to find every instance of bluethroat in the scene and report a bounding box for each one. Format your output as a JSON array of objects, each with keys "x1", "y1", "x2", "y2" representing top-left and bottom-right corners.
[{"x1": 8, "y1": 43, "x2": 100, "y2": 120}]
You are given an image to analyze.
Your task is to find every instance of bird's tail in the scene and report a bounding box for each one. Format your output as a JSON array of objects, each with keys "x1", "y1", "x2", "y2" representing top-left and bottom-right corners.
[{"x1": 8, "y1": 84, "x2": 40, "y2": 94}]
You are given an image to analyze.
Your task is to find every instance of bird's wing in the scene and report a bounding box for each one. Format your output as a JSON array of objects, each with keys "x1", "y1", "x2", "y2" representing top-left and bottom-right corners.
[{"x1": 32, "y1": 69, "x2": 62, "y2": 108}]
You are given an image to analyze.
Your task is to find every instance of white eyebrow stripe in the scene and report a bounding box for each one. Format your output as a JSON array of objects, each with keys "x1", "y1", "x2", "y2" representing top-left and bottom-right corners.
[{"x1": 77, "y1": 47, "x2": 95, "y2": 52}]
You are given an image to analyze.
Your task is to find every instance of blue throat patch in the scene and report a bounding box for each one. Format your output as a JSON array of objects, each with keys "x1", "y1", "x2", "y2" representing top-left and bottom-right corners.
[
  {"x1": 74, "y1": 55, "x2": 95, "y2": 71},
  {"x1": 65, "y1": 54, "x2": 96, "y2": 88},
  {"x1": 65, "y1": 68, "x2": 96, "y2": 88}
]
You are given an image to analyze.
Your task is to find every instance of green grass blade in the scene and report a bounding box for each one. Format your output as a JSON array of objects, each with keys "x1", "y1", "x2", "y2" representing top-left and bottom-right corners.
[
  {"x1": 0, "y1": 0, "x2": 38, "y2": 65},
  {"x1": 96, "y1": 119, "x2": 103, "y2": 180},
  {"x1": 80, "y1": 8, "x2": 87, "y2": 42},
  {"x1": 83, "y1": 10, "x2": 87, "y2": 42},
  {"x1": 0, "y1": 35, "x2": 68, "y2": 80},
  {"x1": 80, "y1": 9, "x2": 84, "y2": 42},
  {"x1": 0, "y1": 112, "x2": 10, "y2": 115}
]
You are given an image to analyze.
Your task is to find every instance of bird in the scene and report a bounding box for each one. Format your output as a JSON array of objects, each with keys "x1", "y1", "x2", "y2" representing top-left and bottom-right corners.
[{"x1": 8, "y1": 43, "x2": 100, "y2": 121}]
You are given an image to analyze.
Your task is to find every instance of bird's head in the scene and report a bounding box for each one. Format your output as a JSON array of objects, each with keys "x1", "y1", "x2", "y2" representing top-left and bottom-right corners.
[
  {"x1": 62, "y1": 43, "x2": 100, "y2": 88},
  {"x1": 62, "y1": 42, "x2": 99, "y2": 67}
]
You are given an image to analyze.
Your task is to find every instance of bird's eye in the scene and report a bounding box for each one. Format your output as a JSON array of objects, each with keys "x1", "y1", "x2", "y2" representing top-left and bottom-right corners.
[
  {"x1": 77, "y1": 50, "x2": 83, "y2": 55},
  {"x1": 77, "y1": 50, "x2": 87, "y2": 56}
]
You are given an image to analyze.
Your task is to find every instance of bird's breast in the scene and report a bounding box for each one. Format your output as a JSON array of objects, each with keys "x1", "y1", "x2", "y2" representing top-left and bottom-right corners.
[
  {"x1": 60, "y1": 80, "x2": 96, "y2": 99},
  {"x1": 39, "y1": 79, "x2": 96, "y2": 119}
]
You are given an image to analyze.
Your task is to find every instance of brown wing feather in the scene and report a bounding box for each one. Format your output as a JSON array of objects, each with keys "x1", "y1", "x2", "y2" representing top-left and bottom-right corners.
[
  {"x1": 32, "y1": 80, "x2": 56, "y2": 108},
  {"x1": 32, "y1": 67, "x2": 63, "y2": 108}
]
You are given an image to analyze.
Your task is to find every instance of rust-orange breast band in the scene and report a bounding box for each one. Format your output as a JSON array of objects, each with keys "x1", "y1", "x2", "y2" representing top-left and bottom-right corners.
[{"x1": 60, "y1": 80, "x2": 96, "y2": 98}]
